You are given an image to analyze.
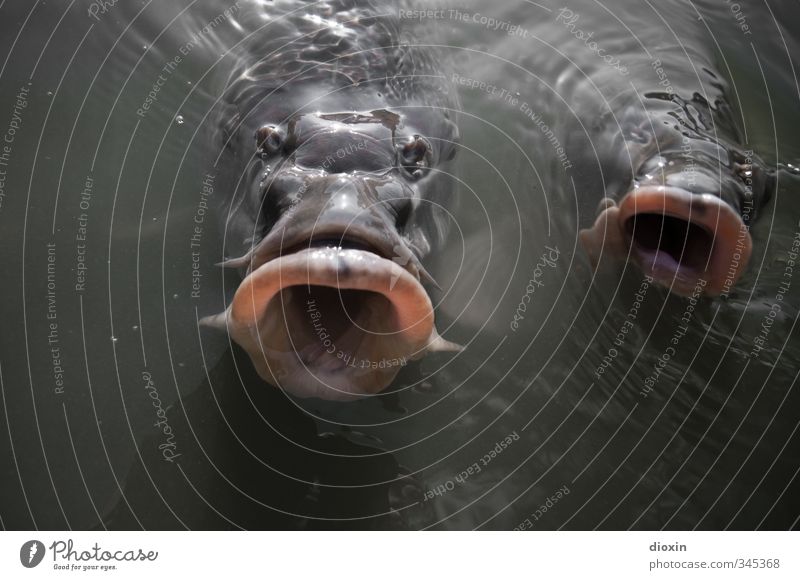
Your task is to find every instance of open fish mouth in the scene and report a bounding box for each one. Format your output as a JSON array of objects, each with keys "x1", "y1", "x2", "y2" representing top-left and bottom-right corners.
[
  {"x1": 580, "y1": 186, "x2": 752, "y2": 296},
  {"x1": 215, "y1": 235, "x2": 452, "y2": 400}
]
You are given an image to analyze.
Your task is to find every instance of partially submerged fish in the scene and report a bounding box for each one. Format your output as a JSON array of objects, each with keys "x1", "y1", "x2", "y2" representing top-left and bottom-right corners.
[
  {"x1": 577, "y1": 79, "x2": 774, "y2": 298},
  {"x1": 205, "y1": 0, "x2": 461, "y2": 400}
]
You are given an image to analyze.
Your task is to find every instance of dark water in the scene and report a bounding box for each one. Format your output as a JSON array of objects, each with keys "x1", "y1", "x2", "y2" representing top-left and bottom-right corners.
[{"x1": 0, "y1": 0, "x2": 798, "y2": 530}]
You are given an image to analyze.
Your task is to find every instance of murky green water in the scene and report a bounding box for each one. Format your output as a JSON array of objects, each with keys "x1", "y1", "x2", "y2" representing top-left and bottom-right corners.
[{"x1": 0, "y1": 0, "x2": 798, "y2": 530}]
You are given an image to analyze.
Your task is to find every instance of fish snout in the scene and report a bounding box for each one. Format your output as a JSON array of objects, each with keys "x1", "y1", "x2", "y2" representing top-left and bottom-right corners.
[
  {"x1": 619, "y1": 186, "x2": 751, "y2": 295},
  {"x1": 581, "y1": 184, "x2": 752, "y2": 297},
  {"x1": 210, "y1": 179, "x2": 457, "y2": 400},
  {"x1": 284, "y1": 179, "x2": 402, "y2": 255}
]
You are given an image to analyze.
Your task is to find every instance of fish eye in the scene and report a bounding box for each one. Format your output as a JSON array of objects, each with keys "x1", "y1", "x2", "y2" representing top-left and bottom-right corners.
[
  {"x1": 255, "y1": 125, "x2": 284, "y2": 157},
  {"x1": 400, "y1": 135, "x2": 432, "y2": 179}
]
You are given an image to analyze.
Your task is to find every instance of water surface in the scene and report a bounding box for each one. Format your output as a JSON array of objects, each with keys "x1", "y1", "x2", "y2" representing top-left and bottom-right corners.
[{"x1": 0, "y1": 0, "x2": 798, "y2": 530}]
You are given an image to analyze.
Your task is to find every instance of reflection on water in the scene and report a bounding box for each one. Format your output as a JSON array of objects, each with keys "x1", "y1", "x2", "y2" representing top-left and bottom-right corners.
[{"x1": 0, "y1": 0, "x2": 798, "y2": 530}]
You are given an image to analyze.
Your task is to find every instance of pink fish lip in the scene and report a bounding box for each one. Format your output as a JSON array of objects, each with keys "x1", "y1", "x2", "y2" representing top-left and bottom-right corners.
[
  {"x1": 223, "y1": 241, "x2": 437, "y2": 401},
  {"x1": 581, "y1": 186, "x2": 752, "y2": 297}
]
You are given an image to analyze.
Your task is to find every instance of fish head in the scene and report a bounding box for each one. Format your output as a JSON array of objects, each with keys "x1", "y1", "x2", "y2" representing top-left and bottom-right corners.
[
  {"x1": 212, "y1": 106, "x2": 460, "y2": 400},
  {"x1": 580, "y1": 136, "x2": 772, "y2": 297}
]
